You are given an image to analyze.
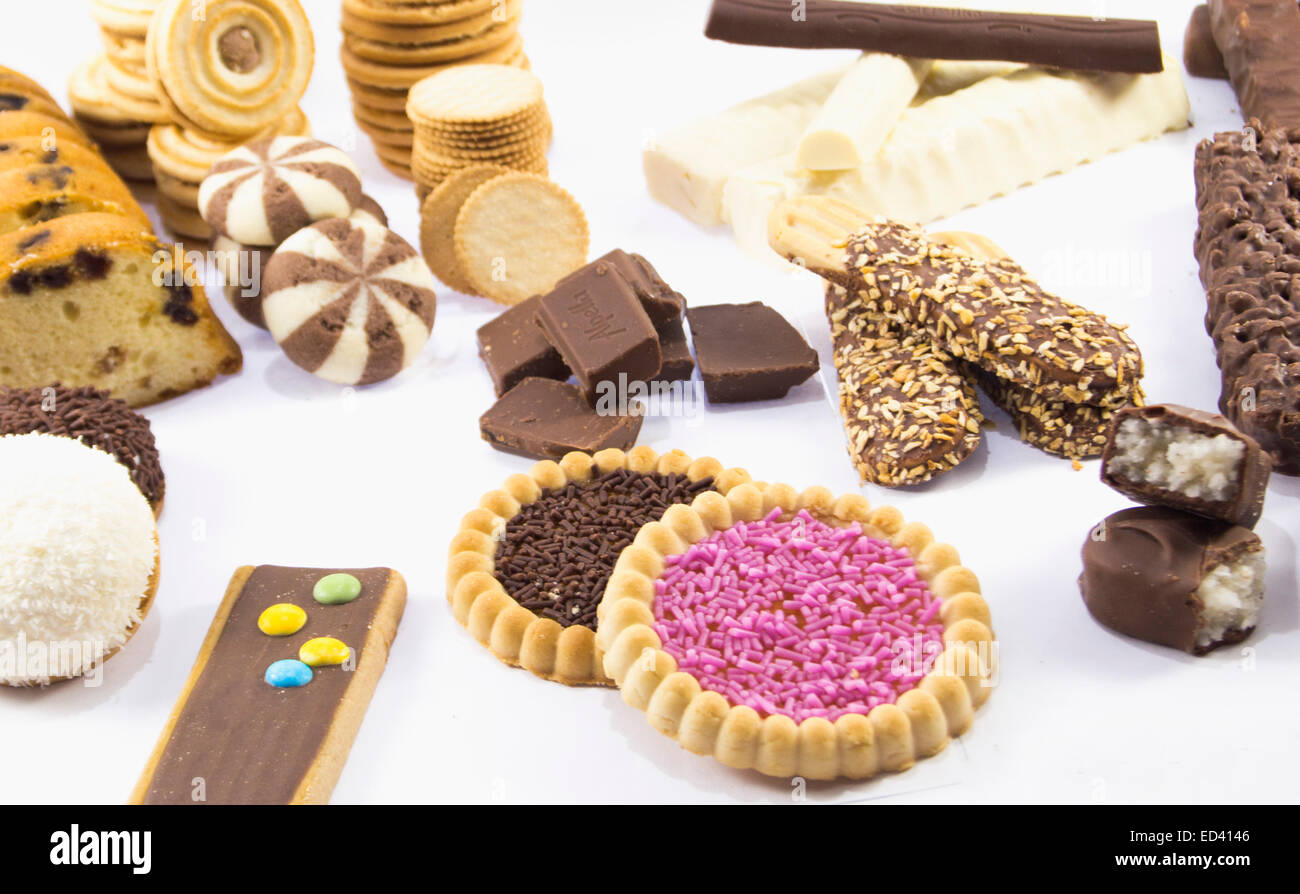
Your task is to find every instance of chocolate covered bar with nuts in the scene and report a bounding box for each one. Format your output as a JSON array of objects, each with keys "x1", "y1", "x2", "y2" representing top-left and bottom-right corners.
[
  {"x1": 1193, "y1": 121, "x2": 1300, "y2": 474},
  {"x1": 1101, "y1": 404, "x2": 1273, "y2": 528},
  {"x1": 770, "y1": 196, "x2": 1145, "y2": 409},
  {"x1": 825, "y1": 283, "x2": 983, "y2": 486},
  {"x1": 1079, "y1": 507, "x2": 1265, "y2": 655},
  {"x1": 968, "y1": 363, "x2": 1126, "y2": 460}
]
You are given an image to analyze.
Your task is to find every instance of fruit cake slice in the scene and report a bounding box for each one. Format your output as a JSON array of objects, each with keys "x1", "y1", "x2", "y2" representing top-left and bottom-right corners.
[
  {"x1": 0, "y1": 213, "x2": 242, "y2": 406},
  {"x1": 0, "y1": 164, "x2": 150, "y2": 235}
]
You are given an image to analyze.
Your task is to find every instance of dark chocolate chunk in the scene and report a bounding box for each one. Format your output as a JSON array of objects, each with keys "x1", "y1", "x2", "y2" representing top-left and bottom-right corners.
[
  {"x1": 479, "y1": 377, "x2": 643, "y2": 461},
  {"x1": 1209, "y1": 0, "x2": 1300, "y2": 130},
  {"x1": 1079, "y1": 506, "x2": 1264, "y2": 655},
  {"x1": 1184, "y1": 4, "x2": 1228, "y2": 79},
  {"x1": 476, "y1": 294, "x2": 570, "y2": 396},
  {"x1": 534, "y1": 260, "x2": 661, "y2": 405},
  {"x1": 1101, "y1": 404, "x2": 1272, "y2": 527},
  {"x1": 687, "y1": 302, "x2": 818, "y2": 403},
  {"x1": 704, "y1": 0, "x2": 1164, "y2": 74},
  {"x1": 74, "y1": 249, "x2": 111, "y2": 280},
  {"x1": 655, "y1": 316, "x2": 695, "y2": 383}
]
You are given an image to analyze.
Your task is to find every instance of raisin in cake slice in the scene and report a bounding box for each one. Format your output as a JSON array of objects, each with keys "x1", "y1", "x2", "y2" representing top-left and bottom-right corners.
[{"x1": 0, "y1": 213, "x2": 242, "y2": 407}]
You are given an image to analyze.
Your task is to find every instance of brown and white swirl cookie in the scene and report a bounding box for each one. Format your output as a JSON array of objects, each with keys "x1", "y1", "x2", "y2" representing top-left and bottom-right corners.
[
  {"x1": 263, "y1": 218, "x2": 437, "y2": 386},
  {"x1": 199, "y1": 137, "x2": 363, "y2": 246}
]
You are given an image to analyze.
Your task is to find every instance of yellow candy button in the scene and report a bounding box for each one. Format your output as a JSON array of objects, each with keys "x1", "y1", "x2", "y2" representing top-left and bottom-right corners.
[
  {"x1": 299, "y1": 636, "x2": 351, "y2": 667},
  {"x1": 258, "y1": 603, "x2": 307, "y2": 637}
]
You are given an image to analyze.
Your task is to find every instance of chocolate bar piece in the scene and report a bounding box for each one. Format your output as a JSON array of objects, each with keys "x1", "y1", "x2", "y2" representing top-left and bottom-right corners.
[
  {"x1": 479, "y1": 377, "x2": 643, "y2": 461},
  {"x1": 826, "y1": 284, "x2": 982, "y2": 486},
  {"x1": 477, "y1": 294, "x2": 570, "y2": 397},
  {"x1": 1193, "y1": 122, "x2": 1300, "y2": 474},
  {"x1": 704, "y1": 0, "x2": 1164, "y2": 74},
  {"x1": 554, "y1": 249, "x2": 685, "y2": 327},
  {"x1": 131, "y1": 565, "x2": 406, "y2": 804},
  {"x1": 1079, "y1": 507, "x2": 1264, "y2": 655},
  {"x1": 1184, "y1": 4, "x2": 1228, "y2": 79},
  {"x1": 1209, "y1": 0, "x2": 1300, "y2": 129},
  {"x1": 687, "y1": 302, "x2": 818, "y2": 403},
  {"x1": 656, "y1": 316, "x2": 695, "y2": 383},
  {"x1": 535, "y1": 260, "x2": 662, "y2": 404},
  {"x1": 1101, "y1": 404, "x2": 1272, "y2": 528}
]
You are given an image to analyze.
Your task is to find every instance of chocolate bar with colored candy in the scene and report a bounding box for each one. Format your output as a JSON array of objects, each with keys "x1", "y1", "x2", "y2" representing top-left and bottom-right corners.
[
  {"x1": 535, "y1": 259, "x2": 662, "y2": 405},
  {"x1": 477, "y1": 294, "x2": 570, "y2": 397},
  {"x1": 131, "y1": 565, "x2": 406, "y2": 804},
  {"x1": 1101, "y1": 404, "x2": 1272, "y2": 528},
  {"x1": 1079, "y1": 507, "x2": 1265, "y2": 655},
  {"x1": 479, "y1": 377, "x2": 644, "y2": 461},
  {"x1": 704, "y1": 0, "x2": 1164, "y2": 74}
]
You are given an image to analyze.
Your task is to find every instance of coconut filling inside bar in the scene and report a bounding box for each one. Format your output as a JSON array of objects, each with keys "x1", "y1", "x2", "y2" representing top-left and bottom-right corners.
[
  {"x1": 1197, "y1": 550, "x2": 1266, "y2": 650},
  {"x1": 1108, "y1": 417, "x2": 1245, "y2": 503}
]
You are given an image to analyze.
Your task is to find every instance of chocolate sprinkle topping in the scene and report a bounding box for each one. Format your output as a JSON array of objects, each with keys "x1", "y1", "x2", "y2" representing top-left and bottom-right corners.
[
  {"x1": 493, "y1": 469, "x2": 715, "y2": 630},
  {"x1": 0, "y1": 384, "x2": 165, "y2": 509}
]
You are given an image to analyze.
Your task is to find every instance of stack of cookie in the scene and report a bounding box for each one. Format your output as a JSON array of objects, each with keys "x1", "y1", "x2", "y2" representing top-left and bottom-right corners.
[
  {"x1": 0, "y1": 66, "x2": 243, "y2": 407},
  {"x1": 141, "y1": 0, "x2": 317, "y2": 241},
  {"x1": 406, "y1": 63, "x2": 552, "y2": 200},
  {"x1": 68, "y1": 0, "x2": 171, "y2": 182},
  {"x1": 340, "y1": 0, "x2": 531, "y2": 178}
]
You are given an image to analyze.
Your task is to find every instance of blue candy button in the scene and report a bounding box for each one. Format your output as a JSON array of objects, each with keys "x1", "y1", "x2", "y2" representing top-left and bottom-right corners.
[{"x1": 265, "y1": 658, "x2": 313, "y2": 688}]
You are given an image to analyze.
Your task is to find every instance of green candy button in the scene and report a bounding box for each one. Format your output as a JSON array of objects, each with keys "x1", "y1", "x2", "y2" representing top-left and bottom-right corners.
[{"x1": 313, "y1": 573, "x2": 362, "y2": 605}]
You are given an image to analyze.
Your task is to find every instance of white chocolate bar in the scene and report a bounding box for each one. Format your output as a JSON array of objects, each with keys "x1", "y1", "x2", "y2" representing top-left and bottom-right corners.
[
  {"x1": 642, "y1": 65, "x2": 847, "y2": 227},
  {"x1": 797, "y1": 54, "x2": 932, "y2": 171},
  {"x1": 726, "y1": 59, "x2": 1191, "y2": 261}
]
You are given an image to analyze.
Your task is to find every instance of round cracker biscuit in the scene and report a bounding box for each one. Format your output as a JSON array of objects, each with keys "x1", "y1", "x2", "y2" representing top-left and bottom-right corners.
[
  {"x1": 343, "y1": 18, "x2": 519, "y2": 67},
  {"x1": 453, "y1": 172, "x2": 588, "y2": 305},
  {"x1": 342, "y1": 0, "x2": 520, "y2": 44},
  {"x1": 406, "y1": 62, "x2": 542, "y2": 127},
  {"x1": 418, "y1": 163, "x2": 509, "y2": 295},
  {"x1": 340, "y1": 34, "x2": 524, "y2": 90},
  {"x1": 342, "y1": 0, "x2": 497, "y2": 27}
]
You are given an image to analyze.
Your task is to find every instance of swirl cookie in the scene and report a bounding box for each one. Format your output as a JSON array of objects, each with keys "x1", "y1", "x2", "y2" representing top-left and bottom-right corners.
[
  {"x1": 597, "y1": 482, "x2": 995, "y2": 780},
  {"x1": 447, "y1": 448, "x2": 752, "y2": 686},
  {"x1": 262, "y1": 218, "x2": 437, "y2": 386},
  {"x1": 199, "y1": 137, "x2": 364, "y2": 245},
  {"x1": 146, "y1": 0, "x2": 315, "y2": 138}
]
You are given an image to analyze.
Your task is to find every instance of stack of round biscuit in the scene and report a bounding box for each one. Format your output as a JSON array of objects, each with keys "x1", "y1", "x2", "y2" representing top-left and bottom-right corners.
[
  {"x1": 406, "y1": 63, "x2": 552, "y2": 200},
  {"x1": 340, "y1": 0, "x2": 531, "y2": 179},
  {"x1": 67, "y1": 0, "x2": 172, "y2": 182}
]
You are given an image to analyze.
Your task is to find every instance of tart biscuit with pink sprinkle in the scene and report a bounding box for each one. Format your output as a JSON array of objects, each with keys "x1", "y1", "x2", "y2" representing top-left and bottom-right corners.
[
  {"x1": 596, "y1": 483, "x2": 995, "y2": 780},
  {"x1": 446, "y1": 447, "x2": 752, "y2": 687}
]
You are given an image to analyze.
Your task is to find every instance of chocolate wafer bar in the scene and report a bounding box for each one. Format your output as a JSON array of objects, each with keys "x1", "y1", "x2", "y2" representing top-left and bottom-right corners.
[
  {"x1": 704, "y1": 0, "x2": 1164, "y2": 74},
  {"x1": 769, "y1": 196, "x2": 1145, "y2": 409},
  {"x1": 1101, "y1": 404, "x2": 1272, "y2": 528},
  {"x1": 130, "y1": 565, "x2": 406, "y2": 805},
  {"x1": 1209, "y1": 0, "x2": 1300, "y2": 130},
  {"x1": 825, "y1": 283, "x2": 983, "y2": 486},
  {"x1": 1193, "y1": 121, "x2": 1300, "y2": 474}
]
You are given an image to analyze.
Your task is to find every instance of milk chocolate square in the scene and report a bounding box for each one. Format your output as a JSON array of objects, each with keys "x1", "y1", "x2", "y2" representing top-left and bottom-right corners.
[
  {"x1": 476, "y1": 295, "x2": 570, "y2": 397},
  {"x1": 655, "y1": 316, "x2": 695, "y2": 383},
  {"x1": 479, "y1": 377, "x2": 643, "y2": 461},
  {"x1": 687, "y1": 302, "x2": 818, "y2": 402},
  {"x1": 534, "y1": 262, "x2": 662, "y2": 405}
]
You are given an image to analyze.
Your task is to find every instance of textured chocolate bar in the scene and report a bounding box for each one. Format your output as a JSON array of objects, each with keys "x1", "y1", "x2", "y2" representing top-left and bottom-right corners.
[
  {"x1": 1193, "y1": 122, "x2": 1300, "y2": 474},
  {"x1": 1209, "y1": 0, "x2": 1300, "y2": 129},
  {"x1": 704, "y1": 0, "x2": 1163, "y2": 74},
  {"x1": 1101, "y1": 404, "x2": 1272, "y2": 528}
]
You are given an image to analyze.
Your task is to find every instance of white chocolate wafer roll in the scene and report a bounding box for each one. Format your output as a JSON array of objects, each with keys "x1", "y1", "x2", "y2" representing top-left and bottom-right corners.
[
  {"x1": 724, "y1": 59, "x2": 1190, "y2": 261},
  {"x1": 797, "y1": 54, "x2": 932, "y2": 171}
]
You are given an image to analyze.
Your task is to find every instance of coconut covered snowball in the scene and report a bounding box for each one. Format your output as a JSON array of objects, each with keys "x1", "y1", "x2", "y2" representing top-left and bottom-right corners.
[{"x1": 0, "y1": 433, "x2": 157, "y2": 686}]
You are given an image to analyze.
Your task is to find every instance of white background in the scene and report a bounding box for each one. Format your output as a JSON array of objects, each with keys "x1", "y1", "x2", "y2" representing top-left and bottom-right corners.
[{"x1": 2, "y1": 0, "x2": 1297, "y2": 805}]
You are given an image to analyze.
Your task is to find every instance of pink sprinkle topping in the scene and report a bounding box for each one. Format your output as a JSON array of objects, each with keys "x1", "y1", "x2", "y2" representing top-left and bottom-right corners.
[{"x1": 652, "y1": 509, "x2": 944, "y2": 724}]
